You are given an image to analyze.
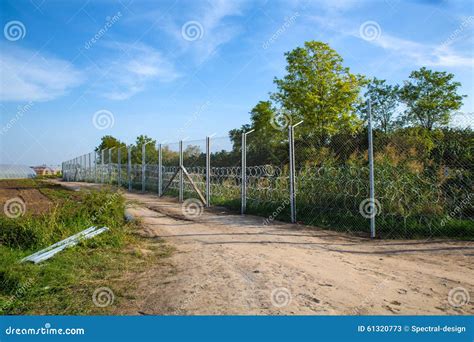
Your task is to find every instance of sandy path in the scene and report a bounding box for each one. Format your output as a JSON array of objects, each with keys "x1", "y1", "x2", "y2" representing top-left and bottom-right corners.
[{"x1": 57, "y1": 181, "x2": 474, "y2": 315}]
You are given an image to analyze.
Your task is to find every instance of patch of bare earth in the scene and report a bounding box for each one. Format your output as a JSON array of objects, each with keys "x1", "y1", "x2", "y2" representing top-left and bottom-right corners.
[
  {"x1": 0, "y1": 180, "x2": 53, "y2": 215},
  {"x1": 56, "y1": 181, "x2": 474, "y2": 315}
]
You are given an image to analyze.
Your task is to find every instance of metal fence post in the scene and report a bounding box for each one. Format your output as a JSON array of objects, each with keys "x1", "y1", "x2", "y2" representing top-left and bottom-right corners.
[
  {"x1": 117, "y1": 148, "x2": 122, "y2": 187},
  {"x1": 206, "y1": 136, "x2": 211, "y2": 207},
  {"x1": 179, "y1": 140, "x2": 183, "y2": 202},
  {"x1": 368, "y1": 101, "x2": 376, "y2": 238},
  {"x1": 94, "y1": 150, "x2": 97, "y2": 183},
  {"x1": 108, "y1": 147, "x2": 114, "y2": 184},
  {"x1": 87, "y1": 153, "x2": 92, "y2": 182},
  {"x1": 241, "y1": 130, "x2": 254, "y2": 214},
  {"x1": 289, "y1": 121, "x2": 303, "y2": 223},
  {"x1": 142, "y1": 144, "x2": 146, "y2": 192},
  {"x1": 289, "y1": 125, "x2": 296, "y2": 223},
  {"x1": 127, "y1": 146, "x2": 132, "y2": 191},
  {"x1": 101, "y1": 150, "x2": 105, "y2": 183},
  {"x1": 158, "y1": 143, "x2": 162, "y2": 196}
]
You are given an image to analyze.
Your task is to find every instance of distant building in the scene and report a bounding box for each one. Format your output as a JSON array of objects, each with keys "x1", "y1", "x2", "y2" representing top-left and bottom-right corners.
[{"x1": 32, "y1": 165, "x2": 61, "y2": 176}]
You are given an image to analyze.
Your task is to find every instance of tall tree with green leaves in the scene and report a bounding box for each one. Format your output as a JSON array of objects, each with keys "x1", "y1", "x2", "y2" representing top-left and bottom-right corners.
[
  {"x1": 399, "y1": 67, "x2": 465, "y2": 130},
  {"x1": 95, "y1": 135, "x2": 127, "y2": 163},
  {"x1": 359, "y1": 78, "x2": 400, "y2": 133},
  {"x1": 271, "y1": 41, "x2": 365, "y2": 145},
  {"x1": 132, "y1": 135, "x2": 157, "y2": 164}
]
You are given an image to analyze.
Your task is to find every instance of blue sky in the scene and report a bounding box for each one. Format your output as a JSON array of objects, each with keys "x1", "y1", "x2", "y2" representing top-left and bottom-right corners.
[{"x1": 0, "y1": 0, "x2": 473, "y2": 166}]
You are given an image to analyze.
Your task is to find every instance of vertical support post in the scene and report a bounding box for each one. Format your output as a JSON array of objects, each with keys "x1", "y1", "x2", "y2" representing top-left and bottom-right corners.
[
  {"x1": 142, "y1": 144, "x2": 146, "y2": 192},
  {"x1": 206, "y1": 136, "x2": 211, "y2": 207},
  {"x1": 127, "y1": 146, "x2": 132, "y2": 191},
  {"x1": 117, "y1": 148, "x2": 122, "y2": 187},
  {"x1": 158, "y1": 144, "x2": 162, "y2": 196},
  {"x1": 88, "y1": 152, "x2": 91, "y2": 182},
  {"x1": 108, "y1": 148, "x2": 113, "y2": 184},
  {"x1": 289, "y1": 125, "x2": 296, "y2": 223},
  {"x1": 94, "y1": 151, "x2": 97, "y2": 183},
  {"x1": 179, "y1": 140, "x2": 183, "y2": 202},
  {"x1": 101, "y1": 150, "x2": 105, "y2": 184},
  {"x1": 241, "y1": 132, "x2": 248, "y2": 214},
  {"x1": 368, "y1": 101, "x2": 376, "y2": 238}
]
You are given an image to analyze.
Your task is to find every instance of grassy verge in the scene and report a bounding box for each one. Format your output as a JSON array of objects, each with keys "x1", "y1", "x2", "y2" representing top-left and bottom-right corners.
[{"x1": 0, "y1": 179, "x2": 173, "y2": 315}]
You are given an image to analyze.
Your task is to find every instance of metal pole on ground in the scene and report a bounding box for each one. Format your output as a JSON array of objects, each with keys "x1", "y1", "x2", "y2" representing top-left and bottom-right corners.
[
  {"x1": 158, "y1": 143, "x2": 162, "y2": 196},
  {"x1": 179, "y1": 140, "x2": 183, "y2": 202},
  {"x1": 368, "y1": 101, "x2": 376, "y2": 238},
  {"x1": 241, "y1": 129, "x2": 254, "y2": 215},
  {"x1": 127, "y1": 146, "x2": 132, "y2": 191},
  {"x1": 289, "y1": 120, "x2": 303, "y2": 223}
]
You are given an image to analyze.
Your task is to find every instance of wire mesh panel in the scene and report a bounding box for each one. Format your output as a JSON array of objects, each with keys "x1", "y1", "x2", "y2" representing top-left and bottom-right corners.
[
  {"x1": 161, "y1": 142, "x2": 180, "y2": 196},
  {"x1": 372, "y1": 130, "x2": 473, "y2": 238},
  {"x1": 209, "y1": 136, "x2": 241, "y2": 210},
  {"x1": 245, "y1": 130, "x2": 291, "y2": 222},
  {"x1": 293, "y1": 129, "x2": 371, "y2": 235},
  {"x1": 182, "y1": 139, "x2": 207, "y2": 201}
]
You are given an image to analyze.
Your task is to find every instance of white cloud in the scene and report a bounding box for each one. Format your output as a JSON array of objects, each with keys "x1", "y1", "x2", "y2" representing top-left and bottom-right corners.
[
  {"x1": 0, "y1": 46, "x2": 84, "y2": 102},
  {"x1": 156, "y1": 0, "x2": 245, "y2": 63},
  {"x1": 92, "y1": 43, "x2": 180, "y2": 100},
  {"x1": 311, "y1": 14, "x2": 473, "y2": 68},
  {"x1": 365, "y1": 32, "x2": 473, "y2": 68}
]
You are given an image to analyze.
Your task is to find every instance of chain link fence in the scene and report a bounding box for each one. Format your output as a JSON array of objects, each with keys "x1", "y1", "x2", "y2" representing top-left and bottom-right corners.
[{"x1": 62, "y1": 122, "x2": 473, "y2": 239}]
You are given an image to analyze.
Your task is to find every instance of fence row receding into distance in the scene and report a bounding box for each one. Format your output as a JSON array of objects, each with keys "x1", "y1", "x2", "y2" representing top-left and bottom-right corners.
[{"x1": 62, "y1": 115, "x2": 473, "y2": 239}]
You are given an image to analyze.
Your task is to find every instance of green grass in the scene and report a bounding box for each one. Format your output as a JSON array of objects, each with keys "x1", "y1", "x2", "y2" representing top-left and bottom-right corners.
[{"x1": 0, "y1": 179, "x2": 173, "y2": 315}]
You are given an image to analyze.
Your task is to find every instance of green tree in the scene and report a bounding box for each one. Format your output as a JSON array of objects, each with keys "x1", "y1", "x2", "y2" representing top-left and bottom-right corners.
[
  {"x1": 399, "y1": 67, "x2": 465, "y2": 130},
  {"x1": 95, "y1": 135, "x2": 127, "y2": 164},
  {"x1": 359, "y1": 78, "x2": 400, "y2": 133},
  {"x1": 132, "y1": 135, "x2": 157, "y2": 164},
  {"x1": 271, "y1": 41, "x2": 365, "y2": 145}
]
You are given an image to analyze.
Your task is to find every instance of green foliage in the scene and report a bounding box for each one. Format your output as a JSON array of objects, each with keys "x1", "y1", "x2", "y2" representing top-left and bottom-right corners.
[
  {"x1": 271, "y1": 41, "x2": 365, "y2": 144},
  {"x1": 399, "y1": 67, "x2": 465, "y2": 130},
  {"x1": 359, "y1": 78, "x2": 400, "y2": 133},
  {"x1": 0, "y1": 179, "x2": 170, "y2": 315}
]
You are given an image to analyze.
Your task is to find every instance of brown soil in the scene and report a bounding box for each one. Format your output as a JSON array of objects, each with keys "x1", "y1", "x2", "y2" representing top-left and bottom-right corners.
[
  {"x1": 0, "y1": 179, "x2": 53, "y2": 215},
  {"x1": 56, "y1": 181, "x2": 474, "y2": 315}
]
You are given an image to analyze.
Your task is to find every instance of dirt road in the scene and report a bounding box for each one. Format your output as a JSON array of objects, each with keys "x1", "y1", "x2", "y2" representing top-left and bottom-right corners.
[{"x1": 60, "y1": 181, "x2": 474, "y2": 315}]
